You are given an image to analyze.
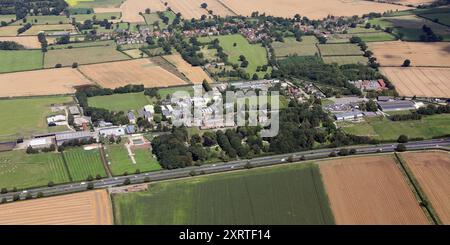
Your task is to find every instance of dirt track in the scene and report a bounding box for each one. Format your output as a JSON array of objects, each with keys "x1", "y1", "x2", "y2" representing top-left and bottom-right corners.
[
  {"x1": 401, "y1": 151, "x2": 450, "y2": 224},
  {"x1": 0, "y1": 190, "x2": 113, "y2": 225},
  {"x1": 0, "y1": 68, "x2": 92, "y2": 97},
  {"x1": 319, "y1": 155, "x2": 429, "y2": 225}
]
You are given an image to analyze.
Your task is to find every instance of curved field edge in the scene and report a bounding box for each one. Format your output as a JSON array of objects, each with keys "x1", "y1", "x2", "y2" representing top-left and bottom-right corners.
[{"x1": 112, "y1": 163, "x2": 335, "y2": 225}]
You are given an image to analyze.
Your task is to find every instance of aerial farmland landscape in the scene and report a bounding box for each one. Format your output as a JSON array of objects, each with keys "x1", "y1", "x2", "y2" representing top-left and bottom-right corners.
[{"x1": 0, "y1": 0, "x2": 449, "y2": 234}]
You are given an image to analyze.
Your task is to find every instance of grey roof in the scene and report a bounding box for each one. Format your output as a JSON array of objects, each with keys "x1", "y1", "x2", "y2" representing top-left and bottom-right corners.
[
  {"x1": 377, "y1": 100, "x2": 415, "y2": 111},
  {"x1": 55, "y1": 131, "x2": 92, "y2": 141},
  {"x1": 334, "y1": 110, "x2": 363, "y2": 119},
  {"x1": 69, "y1": 106, "x2": 80, "y2": 115}
]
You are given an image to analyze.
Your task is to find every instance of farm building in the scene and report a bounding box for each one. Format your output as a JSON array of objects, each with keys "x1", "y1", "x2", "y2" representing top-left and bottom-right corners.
[
  {"x1": 377, "y1": 100, "x2": 416, "y2": 112},
  {"x1": 47, "y1": 115, "x2": 67, "y2": 126},
  {"x1": 99, "y1": 126, "x2": 126, "y2": 137},
  {"x1": 0, "y1": 141, "x2": 17, "y2": 152},
  {"x1": 334, "y1": 110, "x2": 364, "y2": 121},
  {"x1": 28, "y1": 137, "x2": 54, "y2": 149},
  {"x1": 69, "y1": 106, "x2": 81, "y2": 115},
  {"x1": 55, "y1": 131, "x2": 94, "y2": 146}
]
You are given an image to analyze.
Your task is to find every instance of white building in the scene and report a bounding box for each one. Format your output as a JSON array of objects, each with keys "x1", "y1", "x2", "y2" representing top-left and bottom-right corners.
[
  {"x1": 29, "y1": 137, "x2": 54, "y2": 149},
  {"x1": 99, "y1": 126, "x2": 126, "y2": 137}
]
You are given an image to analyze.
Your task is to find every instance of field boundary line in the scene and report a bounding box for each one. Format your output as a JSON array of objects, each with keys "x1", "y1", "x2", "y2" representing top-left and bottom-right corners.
[
  {"x1": 76, "y1": 67, "x2": 101, "y2": 87},
  {"x1": 158, "y1": 55, "x2": 193, "y2": 84},
  {"x1": 416, "y1": 14, "x2": 450, "y2": 28},
  {"x1": 215, "y1": 0, "x2": 238, "y2": 16},
  {"x1": 393, "y1": 153, "x2": 441, "y2": 225},
  {"x1": 99, "y1": 145, "x2": 113, "y2": 178}
]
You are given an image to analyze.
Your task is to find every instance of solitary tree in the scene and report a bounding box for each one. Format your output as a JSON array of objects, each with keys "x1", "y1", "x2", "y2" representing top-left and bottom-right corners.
[
  {"x1": 200, "y1": 3, "x2": 208, "y2": 9},
  {"x1": 397, "y1": 135, "x2": 409, "y2": 143},
  {"x1": 395, "y1": 143, "x2": 407, "y2": 152},
  {"x1": 123, "y1": 178, "x2": 131, "y2": 185},
  {"x1": 402, "y1": 59, "x2": 411, "y2": 67}
]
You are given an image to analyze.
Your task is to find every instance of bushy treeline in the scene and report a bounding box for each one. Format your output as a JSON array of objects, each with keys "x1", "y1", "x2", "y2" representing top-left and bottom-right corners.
[
  {"x1": 17, "y1": 23, "x2": 31, "y2": 34},
  {"x1": 417, "y1": 104, "x2": 450, "y2": 115},
  {"x1": 14, "y1": 0, "x2": 68, "y2": 20},
  {"x1": 0, "y1": 41, "x2": 25, "y2": 50},
  {"x1": 389, "y1": 113, "x2": 422, "y2": 121},
  {"x1": 420, "y1": 25, "x2": 443, "y2": 42}
]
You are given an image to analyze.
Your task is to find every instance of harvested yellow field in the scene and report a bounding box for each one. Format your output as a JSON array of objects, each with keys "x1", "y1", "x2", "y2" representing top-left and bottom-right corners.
[
  {"x1": 319, "y1": 155, "x2": 429, "y2": 225},
  {"x1": 79, "y1": 58, "x2": 189, "y2": 88},
  {"x1": 401, "y1": 151, "x2": 450, "y2": 224},
  {"x1": 164, "y1": 54, "x2": 213, "y2": 84},
  {"x1": 0, "y1": 36, "x2": 40, "y2": 49},
  {"x1": 369, "y1": 41, "x2": 450, "y2": 67},
  {"x1": 380, "y1": 67, "x2": 450, "y2": 98},
  {"x1": 120, "y1": 0, "x2": 166, "y2": 22},
  {"x1": 0, "y1": 68, "x2": 92, "y2": 97},
  {"x1": 94, "y1": 7, "x2": 122, "y2": 13},
  {"x1": 20, "y1": 24, "x2": 76, "y2": 35},
  {"x1": 378, "y1": 0, "x2": 436, "y2": 6},
  {"x1": 219, "y1": 0, "x2": 410, "y2": 19},
  {"x1": 0, "y1": 190, "x2": 113, "y2": 225},
  {"x1": 167, "y1": 0, "x2": 234, "y2": 19},
  {"x1": 0, "y1": 25, "x2": 21, "y2": 36}
]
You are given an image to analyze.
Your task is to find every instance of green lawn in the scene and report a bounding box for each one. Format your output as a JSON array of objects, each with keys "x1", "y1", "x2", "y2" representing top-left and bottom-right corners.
[
  {"x1": 0, "y1": 151, "x2": 70, "y2": 190},
  {"x1": 322, "y1": 55, "x2": 368, "y2": 65},
  {"x1": 106, "y1": 143, "x2": 161, "y2": 176},
  {"x1": 63, "y1": 148, "x2": 107, "y2": 181},
  {"x1": 318, "y1": 43, "x2": 363, "y2": 56},
  {"x1": 0, "y1": 50, "x2": 43, "y2": 73},
  {"x1": 158, "y1": 86, "x2": 194, "y2": 99},
  {"x1": 352, "y1": 32, "x2": 397, "y2": 42},
  {"x1": 44, "y1": 45, "x2": 129, "y2": 67},
  {"x1": 212, "y1": 34, "x2": 270, "y2": 77},
  {"x1": 88, "y1": 92, "x2": 152, "y2": 112},
  {"x1": 272, "y1": 36, "x2": 319, "y2": 58},
  {"x1": 0, "y1": 96, "x2": 72, "y2": 140},
  {"x1": 67, "y1": 0, "x2": 124, "y2": 8},
  {"x1": 341, "y1": 114, "x2": 450, "y2": 141},
  {"x1": 112, "y1": 163, "x2": 335, "y2": 225}
]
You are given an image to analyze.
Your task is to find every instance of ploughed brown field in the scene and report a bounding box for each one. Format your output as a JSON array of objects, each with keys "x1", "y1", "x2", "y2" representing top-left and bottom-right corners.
[
  {"x1": 0, "y1": 36, "x2": 40, "y2": 49},
  {"x1": 319, "y1": 155, "x2": 429, "y2": 225},
  {"x1": 0, "y1": 68, "x2": 92, "y2": 97},
  {"x1": 401, "y1": 151, "x2": 450, "y2": 224},
  {"x1": 163, "y1": 54, "x2": 213, "y2": 84},
  {"x1": 0, "y1": 190, "x2": 113, "y2": 225},
  {"x1": 380, "y1": 67, "x2": 450, "y2": 98},
  {"x1": 78, "y1": 58, "x2": 189, "y2": 88},
  {"x1": 369, "y1": 41, "x2": 450, "y2": 67},
  {"x1": 120, "y1": 0, "x2": 166, "y2": 22},
  {"x1": 218, "y1": 0, "x2": 410, "y2": 19}
]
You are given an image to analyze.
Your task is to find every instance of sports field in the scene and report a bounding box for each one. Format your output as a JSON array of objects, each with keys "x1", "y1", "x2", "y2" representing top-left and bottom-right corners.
[
  {"x1": 44, "y1": 46, "x2": 129, "y2": 68},
  {"x1": 319, "y1": 155, "x2": 429, "y2": 224},
  {"x1": 213, "y1": 34, "x2": 270, "y2": 77},
  {"x1": 88, "y1": 92, "x2": 151, "y2": 111},
  {"x1": 0, "y1": 50, "x2": 43, "y2": 73},
  {"x1": 0, "y1": 68, "x2": 92, "y2": 97},
  {"x1": 113, "y1": 163, "x2": 335, "y2": 225},
  {"x1": 0, "y1": 190, "x2": 113, "y2": 225},
  {"x1": 401, "y1": 151, "x2": 450, "y2": 224},
  {"x1": 63, "y1": 148, "x2": 107, "y2": 181},
  {"x1": 272, "y1": 36, "x2": 319, "y2": 58},
  {"x1": 0, "y1": 96, "x2": 73, "y2": 139},
  {"x1": 0, "y1": 150, "x2": 70, "y2": 190},
  {"x1": 340, "y1": 114, "x2": 450, "y2": 141},
  {"x1": 105, "y1": 143, "x2": 161, "y2": 176}
]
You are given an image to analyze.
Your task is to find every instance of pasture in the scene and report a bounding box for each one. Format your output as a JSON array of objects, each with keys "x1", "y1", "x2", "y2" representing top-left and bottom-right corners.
[
  {"x1": 16, "y1": 15, "x2": 71, "y2": 25},
  {"x1": 105, "y1": 143, "x2": 161, "y2": 176},
  {"x1": 318, "y1": 43, "x2": 363, "y2": 56},
  {"x1": 112, "y1": 163, "x2": 335, "y2": 225},
  {"x1": 68, "y1": 0, "x2": 123, "y2": 8},
  {"x1": 340, "y1": 114, "x2": 450, "y2": 141},
  {"x1": 0, "y1": 190, "x2": 113, "y2": 225},
  {"x1": 322, "y1": 56, "x2": 368, "y2": 65},
  {"x1": 319, "y1": 155, "x2": 429, "y2": 224},
  {"x1": 272, "y1": 36, "x2": 319, "y2": 58},
  {"x1": 63, "y1": 148, "x2": 107, "y2": 181},
  {"x1": 219, "y1": 0, "x2": 410, "y2": 19},
  {"x1": 88, "y1": 92, "x2": 151, "y2": 111},
  {"x1": 369, "y1": 41, "x2": 450, "y2": 67},
  {"x1": 0, "y1": 50, "x2": 43, "y2": 73},
  {"x1": 163, "y1": 54, "x2": 213, "y2": 84},
  {"x1": 0, "y1": 150, "x2": 70, "y2": 190},
  {"x1": 380, "y1": 67, "x2": 450, "y2": 98},
  {"x1": 20, "y1": 24, "x2": 76, "y2": 35},
  {"x1": 213, "y1": 34, "x2": 270, "y2": 77},
  {"x1": 0, "y1": 96, "x2": 72, "y2": 140},
  {"x1": 401, "y1": 151, "x2": 450, "y2": 224},
  {"x1": 0, "y1": 68, "x2": 92, "y2": 97},
  {"x1": 70, "y1": 12, "x2": 121, "y2": 22},
  {"x1": 48, "y1": 40, "x2": 115, "y2": 49},
  {"x1": 351, "y1": 32, "x2": 397, "y2": 42},
  {"x1": 78, "y1": 59, "x2": 189, "y2": 88},
  {"x1": 44, "y1": 45, "x2": 129, "y2": 68},
  {"x1": 420, "y1": 13, "x2": 450, "y2": 26}
]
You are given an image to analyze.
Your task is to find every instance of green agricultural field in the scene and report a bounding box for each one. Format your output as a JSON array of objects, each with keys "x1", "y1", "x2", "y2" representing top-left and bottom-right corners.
[
  {"x1": 88, "y1": 92, "x2": 152, "y2": 112},
  {"x1": 0, "y1": 96, "x2": 72, "y2": 140},
  {"x1": 318, "y1": 43, "x2": 363, "y2": 56},
  {"x1": 14, "y1": 15, "x2": 71, "y2": 25},
  {"x1": 212, "y1": 34, "x2": 270, "y2": 77},
  {"x1": 63, "y1": 148, "x2": 107, "y2": 181},
  {"x1": 70, "y1": 12, "x2": 121, "y2": 22},
  {"x1": 105, "y1": 143, "x2": 161, "y2": 176},
  {"x1": 340, "y1": 114, "x2": 450, "y2": 141},
  {"x1": 48, "y1": 40, "x2": 115, "y2": 49},
  {"x1": 0, "y1": 50, "x2": 43, "y2": 73},
  {"x1": 123, "y1": 49, "x2": 147, "y2": 58},
  {"x1": 21, "y1": 24, "x2": 76, "y2": 35},
  {"x1": 44, "y1": 45, "x2": 129, "y2": 67},
  {"x1": 347, "y1": 27, "x2": 380, "y2": 34},
  {"x1": 322, "y1": 55, "x2": 368, "y2": 65},
  {"x1": 67, "y1": 0, "x2": 124, "y2": 8},
  {"x1": 113, "y1": 163, "x2": 335, "y2": 225},
  {"x1": 420, "y1": 13, "x2": 450, "y2": 26},
  {"x1": 0, "y1": 15, "x2": 15, "y2": 23},
  {"x1": 352, "y1": 32, "x2": 397, "y2": 42},
  {"x1": 385, "y1": 6, "x2": 450, "y2": 17},
  {"x1": 143, "y1": 13, "x2": 167, "y2": 30},
  {"x1": 0, "y1": 151, "x2": 70, "y2": 190},
  {"x1": 272, "y1": 36, "x2": 319, "y2": 58}
]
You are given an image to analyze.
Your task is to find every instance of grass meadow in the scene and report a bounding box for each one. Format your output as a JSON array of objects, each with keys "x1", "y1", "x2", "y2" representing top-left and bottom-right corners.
[
  {"x1": 88, "y1": 92, "x2": 151, "y2": 112},
  {"x1": 0, "y1": 50, "x2": 43, "y2": 73},
  {"x1": 105, "y1": 143, "x2": 161, "y2": 176},
  {"x1": 272, "y1": 36, "x2": 319, "y2": 58},
  {"x1": 112, "y1": 163, "x2": 335, "y2": 225},
  {"x1": 62, "y1": 148, "x2": 107, "y2": 181}
]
